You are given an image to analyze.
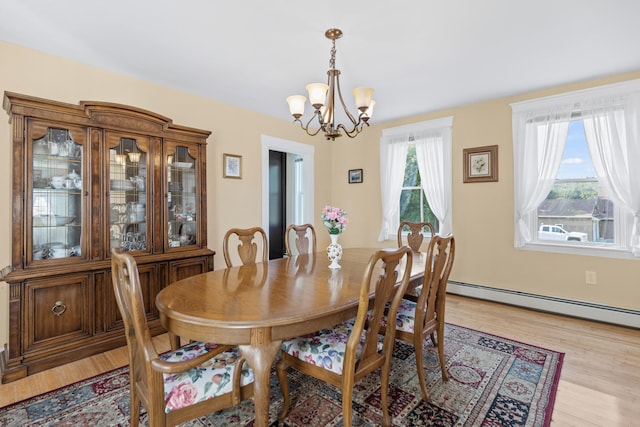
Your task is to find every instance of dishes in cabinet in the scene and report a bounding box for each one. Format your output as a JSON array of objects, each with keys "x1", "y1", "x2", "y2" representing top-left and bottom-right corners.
[
  {"x1": 51, "y1": 247, "x2": 71, "y2": 258},
  {"x1": 173, "y1": 161, "x2": 193, "y2": 169},
  {"x1": 178, "y1": 222, "x2": 196, "y2": 245},
  {"x1": 32, "y1": 242, "x2": 80, "y2": 260},
  {"x1": 33, "y1": 215, "x2": 76, "y2": 226},
  {"x1": 51, "y1": 176, "x2": 66, "y2": 189},
  {"x1": 110, "y1": 179, "x2": 135, "y2": 191},
  {"x1": 129, "y1": 176, "x2": 145, "y2": 191}
]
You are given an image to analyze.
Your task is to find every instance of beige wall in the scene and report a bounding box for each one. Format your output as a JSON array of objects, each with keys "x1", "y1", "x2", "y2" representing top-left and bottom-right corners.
[
  {"x1": 336, "y1": 71, "x2": 640, "y2": 315},
  {"x1": 1, "y1": 40, "x2": 639, "y2": 347},
  {"x1": 0, "y1": 41, "x2": 333, "y2": 346}
]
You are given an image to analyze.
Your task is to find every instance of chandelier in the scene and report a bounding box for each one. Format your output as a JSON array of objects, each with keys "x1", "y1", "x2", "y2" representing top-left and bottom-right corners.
[{"x1": 286, "y1": 28, "x2": 375, "y2": 141}]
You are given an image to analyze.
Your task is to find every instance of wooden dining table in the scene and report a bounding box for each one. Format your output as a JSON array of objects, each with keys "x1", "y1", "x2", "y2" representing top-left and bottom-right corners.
[{"x1": 155, "y1": 247, "x2": 426, "y2": 427}]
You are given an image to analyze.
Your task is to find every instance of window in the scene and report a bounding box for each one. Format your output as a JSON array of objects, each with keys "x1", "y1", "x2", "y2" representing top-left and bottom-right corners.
[
  {"x1": 538, "y1": 120, "x2": 613, "y2": 244},
  {"x1": 378, "y1": 117, "x2": 453, "y2": 241},
  {"x1": 400, "y1": 144, "x2": 439, "y2": 228},
  {"x1": 511, "y1": 79, "x2": 640, "y2": 258}
]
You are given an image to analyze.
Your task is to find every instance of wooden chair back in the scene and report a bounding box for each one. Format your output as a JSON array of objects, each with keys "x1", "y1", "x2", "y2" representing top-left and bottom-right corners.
[
  {"x1": 399, "y1": 234, "x2": 455, "y2": 400},
  {"x1": 110, "y1": 248, "x2": 157, "y2": 401},
  {"x1": 111, "y1": 248, "x2": 253, "y2": 426},
  {"x1": 354, "y1": 247, "x2": 414, "y2": 382},
  {"x1": 223, "y1": 227, "x2": 268, "y2": 267},
  {"x1": 397, "y1": 221, "x2": 435, "y2": 252},
  {"x1": 417, "y1": 234, "x2": 455, "y2": 337},
  {"x1": 285, "y1": 223, "x2": 317, "y2": 256},
  {"x1": 276, "y1": 246, "x2": 413, "y2": 427}
]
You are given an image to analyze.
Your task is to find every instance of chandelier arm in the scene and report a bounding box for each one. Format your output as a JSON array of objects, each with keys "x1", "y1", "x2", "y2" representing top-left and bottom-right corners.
[
  {"x1": 336, "y1": 122, "x2": 364, "y2": 138},
  {"x1": 334, "y1": 72, "x2": 359, "y2": 127},
  {"x1": 294, "y1": 114, "x2": 324, "y2": 137}
]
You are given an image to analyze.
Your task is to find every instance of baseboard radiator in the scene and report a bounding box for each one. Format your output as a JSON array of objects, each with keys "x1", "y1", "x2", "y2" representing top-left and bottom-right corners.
[{"x1": 447, "y1": 281, "x2": 640, "y2": 329}]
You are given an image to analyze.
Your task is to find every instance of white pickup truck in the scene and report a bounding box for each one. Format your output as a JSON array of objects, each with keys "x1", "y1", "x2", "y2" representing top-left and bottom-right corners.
[{"x1": 538, "y1": 224, "x2": 588, "y2": 242}]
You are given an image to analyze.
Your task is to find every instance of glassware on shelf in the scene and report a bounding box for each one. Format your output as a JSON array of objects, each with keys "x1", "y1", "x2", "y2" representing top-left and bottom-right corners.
[
  {"x1": 108, "y1": 138, "x2": 148, "y2": 253},
  {"x1": 166, "y1": 146, "x2": 198, "y2": 248},
  {"x1": 30, "y1": 127, "x2": 84, "y2": 262}
]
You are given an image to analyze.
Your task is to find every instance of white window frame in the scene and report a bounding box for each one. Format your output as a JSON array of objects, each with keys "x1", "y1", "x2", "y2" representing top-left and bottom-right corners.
[
  {"x1": 510, "y1": 79, "x2": 640, "y2": 260},
  {"x1": 378, "y1": 117, "x2": 453, "y2": 241}
]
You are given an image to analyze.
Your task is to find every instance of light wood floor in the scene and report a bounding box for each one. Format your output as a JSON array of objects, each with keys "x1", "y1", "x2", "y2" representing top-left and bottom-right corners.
[{"x1": 0, "y1": 294, "x2": 638, "y2": 426}]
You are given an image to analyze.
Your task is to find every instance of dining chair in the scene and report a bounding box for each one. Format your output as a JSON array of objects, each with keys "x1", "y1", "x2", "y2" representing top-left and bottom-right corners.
[
  {"x1": 397, "y1": 221, "x2": 436, "y2": 252},
  {"x1": 222, "y1": 226, "x2": 268, "y2": 267},
  {"x1": 285, "y1": 223, "x2": 317, "y2": 256},
  {"x1": 110, "y1": 248, "x2": 254, "y2": 427},
  {"x1": 276, "y1": 246, "x2": 413, "y2": 427},
  {"x1": 397, "y1": 221, "x2": 436, "y2": 301},
  {"x1": 389, "y1": 234, "x2": 455, "y2": 401}
]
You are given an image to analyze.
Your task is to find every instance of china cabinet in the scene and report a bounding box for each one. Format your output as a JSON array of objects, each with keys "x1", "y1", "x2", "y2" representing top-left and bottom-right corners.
[{"x1": 1, "y1": 92, "x2": 214, "y2": 382}]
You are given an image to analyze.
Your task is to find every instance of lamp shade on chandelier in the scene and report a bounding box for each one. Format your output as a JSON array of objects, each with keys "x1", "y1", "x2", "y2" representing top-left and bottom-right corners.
[{"x1": 286, "y1": 28, "x2": 375, "y2": 141}]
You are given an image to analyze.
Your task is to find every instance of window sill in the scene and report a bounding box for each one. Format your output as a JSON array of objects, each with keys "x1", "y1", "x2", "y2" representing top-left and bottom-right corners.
[{"x1": 519, "y1": 241, "x2": 636, "y2": 260}]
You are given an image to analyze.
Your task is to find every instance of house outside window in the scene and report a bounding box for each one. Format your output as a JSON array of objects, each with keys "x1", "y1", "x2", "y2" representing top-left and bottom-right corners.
[
  {"x1": 537, "y1": 120, "x2": 613, "y2": 244},
  {"x1": 378, "y1": 117, "x2": 453, "y2": 241},
  {"x1": 511, "y1": 79, "x2": 640, "y2": 259}
]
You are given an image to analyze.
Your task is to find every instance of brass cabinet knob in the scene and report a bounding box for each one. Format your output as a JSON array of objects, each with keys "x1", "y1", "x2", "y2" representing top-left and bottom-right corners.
[{"x1": 51, "y1": 301, "x2": 67, "y2": 317}]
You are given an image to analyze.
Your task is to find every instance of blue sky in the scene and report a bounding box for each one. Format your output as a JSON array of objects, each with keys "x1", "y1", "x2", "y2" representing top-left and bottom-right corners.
[{"x1": 556, "y1": 120, "x2": 596, "y2": 180}]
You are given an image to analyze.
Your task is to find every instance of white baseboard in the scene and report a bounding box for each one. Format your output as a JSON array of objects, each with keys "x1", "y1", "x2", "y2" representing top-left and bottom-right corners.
[{"x1": 447, "y1": 281, "x2": 640, "y2": 329}]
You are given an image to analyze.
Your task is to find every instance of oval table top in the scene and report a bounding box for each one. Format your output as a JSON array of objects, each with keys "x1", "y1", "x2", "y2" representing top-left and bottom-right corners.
[{"x1": 155, "y1": 247, "x2": 425, "y2": 344}]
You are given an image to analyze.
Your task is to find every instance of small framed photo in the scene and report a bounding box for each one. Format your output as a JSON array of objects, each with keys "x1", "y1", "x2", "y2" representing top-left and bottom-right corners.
[
  {"x1": 223, "y1": 153, "x2": 242, "y2": 179},
  {"x1": 348, "y1": 168, "x2": 363, "y2": 184},
  {"x1": 463, "y1": 145, "x2": 498, "y2": 183}
]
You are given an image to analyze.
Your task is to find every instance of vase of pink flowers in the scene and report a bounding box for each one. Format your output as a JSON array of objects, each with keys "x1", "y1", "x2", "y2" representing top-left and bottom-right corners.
[{"x1": 321, "y1": 206, "x2": 347, "y2": 269}]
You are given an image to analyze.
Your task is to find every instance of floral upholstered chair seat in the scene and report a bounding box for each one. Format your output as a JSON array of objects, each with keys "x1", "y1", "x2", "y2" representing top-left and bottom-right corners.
[
  {"x1": 367, "y1": 299, "x2": 418, "y2": 333},
  {"x1": 394, "y1": 299, "x2": 418, "y2": 333},
  {"x1": 280, "y1": 320, "x2": 384, "y2": 376},
  {"x1": 160, "y1": 341, "x2": 254, "y2": 413}
]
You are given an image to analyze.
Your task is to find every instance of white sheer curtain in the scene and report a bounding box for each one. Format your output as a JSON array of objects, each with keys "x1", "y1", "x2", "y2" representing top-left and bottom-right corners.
[
  {"x1": 415, "y1": 128, "x2": 453, "y2": 235},
  {"x1": 378, "y1": 117, "x2": 453, "y2": 241},
  {"x1": 378, "y1": 135, "x2": 408, "y2": 241},
  {"x1": 583, "y1": 93, "x2": 640, "y2": 256},
  {"x1": 511, "y1": 78, "x2": 640, "y2": 254},
  {"x1": 512, "y1": 108, "x2": 571, "y2": 246}
]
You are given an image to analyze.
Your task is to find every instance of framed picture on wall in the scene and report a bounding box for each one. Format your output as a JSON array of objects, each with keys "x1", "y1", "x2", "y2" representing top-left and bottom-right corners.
[
  {"x1": 463, "y1": 145, "x2": 498, "y2": 183},
  {"x1": 223, "y1": 153, "x2": 242, "y2": 179},
  {"x1": 348, "y1": 168, "x2": 363, "y2": 184}
]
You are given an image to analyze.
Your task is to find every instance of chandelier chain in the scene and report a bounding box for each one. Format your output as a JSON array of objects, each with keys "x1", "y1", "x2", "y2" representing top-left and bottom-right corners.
[{"x1": 329, "y1": 39, "x2": 337, "y2": 70}]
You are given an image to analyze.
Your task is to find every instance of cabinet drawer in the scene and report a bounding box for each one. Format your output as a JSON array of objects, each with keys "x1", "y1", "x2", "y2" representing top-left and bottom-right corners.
[{"x1": 24, "y1": 274, "x2": 92, "y2": 353}]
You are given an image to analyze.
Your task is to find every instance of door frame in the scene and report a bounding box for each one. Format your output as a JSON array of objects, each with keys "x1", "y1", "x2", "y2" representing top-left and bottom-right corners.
[{"x1": 261, "y1": 135, "x2": 315, "y2": 235}]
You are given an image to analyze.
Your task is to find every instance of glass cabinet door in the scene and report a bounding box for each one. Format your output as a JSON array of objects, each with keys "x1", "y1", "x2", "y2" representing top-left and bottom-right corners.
[
  {"x1": 108, "y1": 135, "x2": 149, "y2": 253},
  {"x1": 30, "y1": 124, "x2": 84, "y2": 263},
  {"x1": 167, "y1": 145, "x2": 198, "y2": 248}
]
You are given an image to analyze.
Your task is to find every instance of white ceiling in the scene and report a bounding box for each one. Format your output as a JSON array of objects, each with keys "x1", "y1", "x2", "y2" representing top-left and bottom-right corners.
[{"x1": 2, "y1": 1, "x2": 640, "y2": 124}]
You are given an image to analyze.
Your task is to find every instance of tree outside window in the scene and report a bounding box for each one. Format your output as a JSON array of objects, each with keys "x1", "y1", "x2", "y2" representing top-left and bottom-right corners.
[{"x1": 400, "y1": 144, "x2": 438, "y2": 231}]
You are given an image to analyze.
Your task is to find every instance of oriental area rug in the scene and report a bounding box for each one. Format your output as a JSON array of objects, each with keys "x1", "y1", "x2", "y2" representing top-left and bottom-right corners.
[{"x1": 0, "y1": 324, "x2": 563, "y2": 426}]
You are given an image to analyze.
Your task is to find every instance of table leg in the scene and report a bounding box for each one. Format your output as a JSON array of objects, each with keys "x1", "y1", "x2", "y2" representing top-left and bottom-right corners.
[{"x1": 239, "y1": 328, "x2": 282, "y2": 427}]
